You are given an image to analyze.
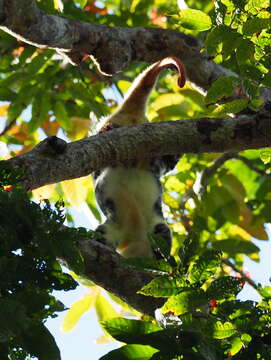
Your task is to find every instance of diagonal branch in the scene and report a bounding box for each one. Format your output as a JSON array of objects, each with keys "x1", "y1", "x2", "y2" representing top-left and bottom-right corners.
[
  {"x1": 77, "y1": 240, "x2": 164, "y2": 316},
  {"x1": 7, "y1": 104, "x2": 271, "y2": 191},
  {"x1": 0, "y1": 0, "x2": 234, "y2": 91}
]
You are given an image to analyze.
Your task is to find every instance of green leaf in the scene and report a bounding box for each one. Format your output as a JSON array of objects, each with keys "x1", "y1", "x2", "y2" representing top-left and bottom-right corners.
[
  {"x1": 209, "y1": 99, "x2": 248, "y2": 117},
  {"x1": 189, "y1": 250, "x2": 221, "y2": 284},
  {"x1": 0, "y1": 88, "x2": 16, "y2": 101},
  {"x1": 209, "y1": 321, "x2": 237, "y2": 339},
  {"x1": 27, "y1": 52, "x2": 52, "y2": 74},
  {"x1": 95, "y1": 293, "x2": 119, "y2": 321},
  {"x1": 0, "y1": 299, "x2": 27, "y2": 342},
  {"x1": 241, "y1": 333, "x2": 252, "y2": 345},
  {"x1": 213, "y1": 238, "x2": 259, "y2": 255},
  {"x1": 227, "y1": 336, "x2": 243, "y2": 356},
  {"x1": 100, "y1": 318, "x2": 161, "y2": 343},
  {"x1": 260, "y1": 149, "x2": 271, "y2": 164},
  {"x1": 22, "y1": 322, "x2": 61, "y2": 360},
  {"x1": 100, "y1": 344, "x2": 158, "y2": 360},
  {"x1": 179, "y1": 232, "x2": 200, "y2": 271},
  {"x1": 205, "y1": 76, "x2": 241, "y2": 105},
  {"x1": 206, "y1": 277, "x2": 243, "y2": 300},
  {"x1": 178, "y1": 9, "x2": 212, "y2": 31},
  {"x1": 258, "y1": 285, "x2": 271, "y2": 299},
  {"x1": 76, "y1": 0, "x2": 87, "y2": 7},
  {"x1": 205, "y1": 25, "x2": 241, "y2": 57},
  {"x1": 54, "y1": 100, "x2": 72, "y2": 131},
  {"x1": 243, "y1": 18, "x2": 271, "y2": 36},
  {"x1": 262, "y1": 71, "x2": 271, "y2": 87},
  {"x1": 149, "y1": 234, "x2": 175, "y2": 264},
  {"x1": 138, "y1": 276, "x2": 188, "y2": 298},
  {"x1": 236, "y1": 39, "x2": 255, "y2": 65},
  {"x1": 62, "y1": 294, "x2": 95, "y2": 332},
  {"x1": 120, "y1": 258, "x2": 172, "y2": 275},
  {"x1": 162, "y1": 290, "x2": 207, "y2": 316},
  {"x1": 8, "y1": 86, "x2": 37, "y2": 121},
  {"x1": 245, "y1": 0, "x2": 270, "y2": 13},
  {"x1": 29, "y1": 92, "x2": 51, "y2": 132}
]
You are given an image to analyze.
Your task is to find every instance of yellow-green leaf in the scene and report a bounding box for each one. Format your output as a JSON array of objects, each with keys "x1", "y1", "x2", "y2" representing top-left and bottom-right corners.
[
  {"x1": 32, "y1": 184, "x2": 55, "y2": 201},
  {"x1": 53, "y1": 0, "x2": 63, "y2": 11},
  {"x1": 178, "y1": 9, "x2": 212, "y2": 31},
  {"x1": 95, "y1": 294, "x2": 119, "y2": 321},
  {"x1": 211, "y1": 321, "x2": 237, "y2": 339},
  {"x1": 62, "y1": 293, "x2": 98, "y2": 332},
  {"x1": 163, "y1": 193, "x2": 179, "y2": 209},
  {"x1": 61, "y1": 176, "x2": 92, "y2": 207},
  {"x1": 227, "y1": 336, "x2": 243, "y2": 356},
  {"x1": 209, "y1": 99, "x2": 248, "y2": 117}
]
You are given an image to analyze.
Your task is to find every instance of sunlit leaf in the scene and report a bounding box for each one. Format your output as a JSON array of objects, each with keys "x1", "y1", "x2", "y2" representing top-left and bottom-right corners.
[
  {"x1": 205, "y1": 76, "x2": 241, "y2": 105},
  {"x1": 67, "y1": 117, "x2": 90, "y2": 141},
  {"x1": 61, "y1": 176, "x2": 92, "y2": 207},
  {"x1": 0, "y1": 104, "x2": 9, "y2": 117},
  {"x1": 95, "y1": 293, "x2": 119, "y2": 321},
  {"x1": 162, "y1": 289, "x2": 207, "y2": 315},
  {"x1": 260, "y1": 149, "x2": 271, "y2": 164},
  {"x1": 53, "y1": 0, "x2": 64, "y2": 11},
  {"x1": 62, "y1": 292, "x2": 98, "y2": 332},
  {"x1": 138, "y1": 276, "x2": 187, "y2": 297},
  {"x1": 32, "y1": 184, "x2": 55, "y2": 201},
  {"x1": 210, "y1": 321, "x2": 237, "y2": 339},
  {"x1": 189, "y1": 250, "x2": 221, "y2": 284},
  {"x1": 227, "y1": 336, "x2": 243, "y2": 356},
  {"x1": 209, "y1": 99, "x2": 248, "y2": 117},
  {"x1": 178, "y1": 9, "x2": 212, "y2": 31},
  {"x1": 163, "y1": 193, "x2": 179, "y2": 210}
]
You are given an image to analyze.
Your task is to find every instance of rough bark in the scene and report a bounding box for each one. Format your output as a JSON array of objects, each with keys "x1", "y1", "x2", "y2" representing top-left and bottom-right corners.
[
  {"x1": 78, "y1": 240, "x2": 164, "y2": 316},
  {"x1": 0, "y1": 0, "x2": 235, "y2": 92},
  {"x1": 8, "y1": 104, "x2": 271, "y2": 191}
]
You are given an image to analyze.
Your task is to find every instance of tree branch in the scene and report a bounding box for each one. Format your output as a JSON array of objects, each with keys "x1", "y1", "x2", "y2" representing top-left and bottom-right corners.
[
  {"x1": 76, "y1": 240, "x2": 164, "y2": 316},
  {"x1": 0, "y1": 0, "x2": 235, "y2": 91},
  {"x1": 7, "y1": 104, "x2": 271, "y2": 190}
]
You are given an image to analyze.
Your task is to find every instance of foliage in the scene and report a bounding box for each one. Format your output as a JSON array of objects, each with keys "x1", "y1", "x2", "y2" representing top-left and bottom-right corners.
[
  {"x1": 102, "y1": 236, "x2": 271, "y2": 359},
  {"x1": 0, "y1": 0, "x2": 271, "y2": 359},
  {"x1": 0, "y1": 163, "x2": 87, "y2": 359}
]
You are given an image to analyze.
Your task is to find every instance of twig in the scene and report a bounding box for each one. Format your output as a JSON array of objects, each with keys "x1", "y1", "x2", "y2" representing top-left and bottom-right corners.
[
  {"x1": 0, "y1": 118, "x2": 17, "y2": 137},
  {"x1": 232, "y1": 154, "x2": 271, "y2": 179},
  {"x1": 197, "y1": 152, "x2": 237, "y2": 196},
  {"x1": 223, "y1": 258, "x2": 258, "y2": 291}
]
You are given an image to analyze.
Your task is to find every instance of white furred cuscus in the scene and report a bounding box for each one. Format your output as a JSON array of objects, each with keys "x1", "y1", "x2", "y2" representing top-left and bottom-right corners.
[{"x1": 92, "y1": 57, "x2": 186, "y2": 258}]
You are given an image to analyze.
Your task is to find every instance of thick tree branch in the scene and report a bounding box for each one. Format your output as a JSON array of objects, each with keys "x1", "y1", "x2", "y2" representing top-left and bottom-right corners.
[
  {"x1": 77, "y1": 240, "x2": 163, "y2": 316},
  {"x1": 0, "y1": 0, "x2": 235, "y2": 91},
  {"x1": 7, "y1": 105, "x2": 271, "y2": 191}
]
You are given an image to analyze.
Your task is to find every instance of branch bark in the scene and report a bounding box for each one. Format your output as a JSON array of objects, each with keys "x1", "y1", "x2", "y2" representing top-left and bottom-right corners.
[
  {"x1": 0, "y1": 0, "x2": 235, "y2": 92},
  {"x1": 77, "y1": 240, "x2": 164, "y2": 316},
  {"x1": 8, "y1": 104, "x2": 271, "y2": 191}
]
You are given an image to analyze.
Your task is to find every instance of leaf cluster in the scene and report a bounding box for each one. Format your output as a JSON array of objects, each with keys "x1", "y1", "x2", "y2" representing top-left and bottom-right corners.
[
  {"x1": 0, "y1": 163, "x2": 87, "y2": 360},
  {"x1": 101, "y1": 234, "x2": 271, "y2": 359}
]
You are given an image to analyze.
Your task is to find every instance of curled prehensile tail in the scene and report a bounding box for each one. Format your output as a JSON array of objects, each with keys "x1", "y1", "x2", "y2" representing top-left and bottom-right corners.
[
  {"x1": 94, "y1": 56, "x2": 186, "y2": 132},
  {"x1": 93, "y1": 57, "x2": 186, "y2": 258}
]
